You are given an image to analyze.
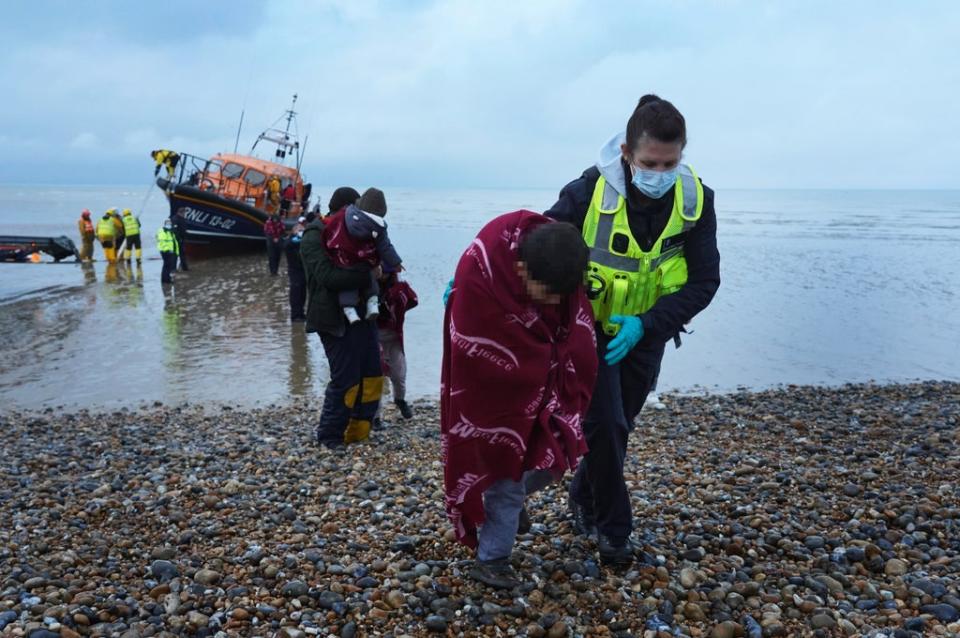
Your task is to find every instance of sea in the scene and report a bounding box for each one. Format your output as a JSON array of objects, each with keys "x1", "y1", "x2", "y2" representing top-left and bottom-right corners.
[{"x1": 1, "y1": 184, "x2": 958, "y2": 410}]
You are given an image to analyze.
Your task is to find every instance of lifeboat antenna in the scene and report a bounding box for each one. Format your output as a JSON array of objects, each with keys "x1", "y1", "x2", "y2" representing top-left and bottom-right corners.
[
  {"x1": 250, "y1": 94, "x2": 301, "y2": 166},
  {"x1": 284, "y1": 94, "x2": 297, "y2": 135},
  {"x1": 233, "y1": 109, "x2": 245, "y2": 154}
]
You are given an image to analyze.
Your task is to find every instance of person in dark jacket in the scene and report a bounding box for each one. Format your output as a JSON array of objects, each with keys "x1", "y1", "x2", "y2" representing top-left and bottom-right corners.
[
  {"x1": 301, "y1": 183, "x2": 313, "y2": 210},
  {"x1": 326, "y1": 186, "x2": 361, "y2": 219},
  {"x1": 286, "y1": 216, "x2": 307, "y2": 322},
  {"x1": 301, "y1": 188, "x2": 384, "y2": 449},
  {"x1": 264, "y1": 213, "x2": 286, "y2": 275},
  {"x1": 171, "y1": 210, "x2": 189, "y2": 271},
  {"x1": 322, "y1": 188, "x2": 402, "y2": 324},
  {"x1": 544, "y1": 95, "x2": 720, "y2": 566}
]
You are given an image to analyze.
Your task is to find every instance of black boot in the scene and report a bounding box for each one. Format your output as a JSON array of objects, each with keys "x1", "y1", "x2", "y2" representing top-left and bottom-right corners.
[
  {"x1": 598, "y1": 534, "x2": 633, "y2": 566},
  {"x1": 395, "y1": 399, "x2": 413, "y2": 420},
  {"x1": 568, "y1": 494, "x2": 598, "y2": 540}
]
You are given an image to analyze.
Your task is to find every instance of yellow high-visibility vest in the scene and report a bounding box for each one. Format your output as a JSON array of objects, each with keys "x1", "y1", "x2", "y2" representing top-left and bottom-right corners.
[
  {"x1": 96, "y1": 217, "x2": 115, "y2": 240},
  {"x1": 581, "y1": 164, "x2": 704, "y2": 336},
  {"x1": 122, "y1": 213, "x2": 140, "y2": 236},
  {"x1": 156, "y1": 228, "x2": 179, "y2": 254}
]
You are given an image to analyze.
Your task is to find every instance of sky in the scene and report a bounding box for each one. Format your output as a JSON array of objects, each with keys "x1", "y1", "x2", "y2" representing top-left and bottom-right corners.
[{"x1": 1, "y1": 0, "x2": 958, "y2": 189}]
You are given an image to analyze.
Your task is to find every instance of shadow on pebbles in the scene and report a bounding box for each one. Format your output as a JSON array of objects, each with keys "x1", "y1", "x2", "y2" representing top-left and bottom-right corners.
[{"x1": 1, "y1": 381, "x2": 958, "y2": 638}]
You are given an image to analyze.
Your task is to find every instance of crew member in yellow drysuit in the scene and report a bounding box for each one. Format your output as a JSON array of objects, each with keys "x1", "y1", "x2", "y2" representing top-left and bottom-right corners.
[
  {"x1": 121, "y1": 209, "x2": 142, "y2": 264},
  {"x1": 151, "y1": 149, "x2": 181, "y2": 179},
  {"x1": 97, "y1": 210, "x2": 118, "y2": 263}
]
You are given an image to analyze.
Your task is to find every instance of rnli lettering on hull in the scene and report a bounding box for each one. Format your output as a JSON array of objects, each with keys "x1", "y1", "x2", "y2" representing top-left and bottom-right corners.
[{"x1": 180, "y1": 207, "x2": 238, "y2": 231}]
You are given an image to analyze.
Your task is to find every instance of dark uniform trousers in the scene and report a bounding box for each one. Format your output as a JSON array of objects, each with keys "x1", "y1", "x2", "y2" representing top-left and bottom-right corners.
[
  {"x1": 569, "y1": 331, "x2": 665, "y2": 540},
  {"x1": 315, "y1": 320, "x2": 383, "y2": 445}
]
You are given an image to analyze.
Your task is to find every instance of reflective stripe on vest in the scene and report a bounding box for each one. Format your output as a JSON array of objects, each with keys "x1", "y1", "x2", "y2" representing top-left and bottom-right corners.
[
  {"x1": 582, "y1": 164, "x2": 704, "y2": 335},
  {"x1": 97, "y1": 218, "x2": 115, "y2": 238},
  {"x1": 123, "y1": 215, "x2": 140, "y2": 235},
  {"x1": 589, "y1": 165, "x2": 702, "y2": 271},
  {"x1": 156, "y1": 229, "x2": 178, "y2": 254}
]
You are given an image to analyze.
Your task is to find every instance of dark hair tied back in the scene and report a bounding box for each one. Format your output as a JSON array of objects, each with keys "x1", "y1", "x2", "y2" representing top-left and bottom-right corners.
[{"x1": 626, "y1": 94, "x2": 687, "y2": 150}]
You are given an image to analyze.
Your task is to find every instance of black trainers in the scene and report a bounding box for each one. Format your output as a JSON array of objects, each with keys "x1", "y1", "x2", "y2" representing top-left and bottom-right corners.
[
  {"x1": 598, "y1": 534, "x2": 634, "y2": 566},
  {"x1": 517, "y1": 506, "x2": 531, "y2": 535},
  {"x1": 395, "y1": 399, "x2": 413, "y2": 420},
  {"x1": 318, "y1": 439, "x2": 345, "y2": 451},
  {"x1": 568, "y1": 495, "x2": 598, "y2": 539},
  {"x1": 468, "y1": 558, "x2": 521, "y2": 589}
]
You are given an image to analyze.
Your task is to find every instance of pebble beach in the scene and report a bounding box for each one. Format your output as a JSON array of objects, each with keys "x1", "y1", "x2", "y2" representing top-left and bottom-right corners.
[{"x1": 2, "y1": 381, "x2": 959, "y2": 638}]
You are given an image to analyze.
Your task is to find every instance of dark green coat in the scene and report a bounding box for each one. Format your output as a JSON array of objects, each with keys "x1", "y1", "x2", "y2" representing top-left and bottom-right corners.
[{"x1": 300, "y1": 221, "x2": 371, "y2": 336}]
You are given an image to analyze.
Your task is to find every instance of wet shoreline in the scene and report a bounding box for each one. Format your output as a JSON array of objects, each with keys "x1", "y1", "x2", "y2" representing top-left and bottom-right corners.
[
  {"x1": 3, "y1": 186, "x2": 960, "y2": 410},
  {"x1": 2, "y1": 381, "x2": 959, "y2": 636}
]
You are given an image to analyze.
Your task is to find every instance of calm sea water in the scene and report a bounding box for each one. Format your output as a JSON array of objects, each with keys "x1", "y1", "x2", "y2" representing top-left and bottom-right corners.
[{"x1": 1, "y1": 184, "x2": 958, "y2": 410}]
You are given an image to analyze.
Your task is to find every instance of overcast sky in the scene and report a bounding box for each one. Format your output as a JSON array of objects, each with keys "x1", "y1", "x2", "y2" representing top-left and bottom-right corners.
[{"x1": 1, "y1": 0, "x2": 957, "y2": 189}]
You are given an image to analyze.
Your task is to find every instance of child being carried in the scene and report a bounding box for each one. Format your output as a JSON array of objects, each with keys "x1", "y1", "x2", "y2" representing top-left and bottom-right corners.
[{"x1": 322, "y1": 187, "x2": 402, "y2": 324}]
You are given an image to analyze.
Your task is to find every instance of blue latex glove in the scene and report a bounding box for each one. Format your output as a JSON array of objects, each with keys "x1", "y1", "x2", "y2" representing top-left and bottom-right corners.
[
  {"x1": 604, "y1": 315, "x2": 644, "y2": 365},
  {"x1": 442, "y1": 278, "x2": 454, "y2": 306}
]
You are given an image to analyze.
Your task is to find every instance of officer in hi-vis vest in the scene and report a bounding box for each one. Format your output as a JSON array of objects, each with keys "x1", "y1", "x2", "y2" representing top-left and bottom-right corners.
[
  {"x1": 157, "y1": 219, "x2": 180, "y2": 284},
  {"x1": 545, "y1": 95, "x2": 720, "y2": 566}
]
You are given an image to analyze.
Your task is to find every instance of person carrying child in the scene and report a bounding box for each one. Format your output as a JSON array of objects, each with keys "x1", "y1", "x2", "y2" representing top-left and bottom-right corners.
[
  {"x1": 322, "y1": 188, "x2": 402, "y2": 325},
  {"x1": 441, "y1": 211, "x2": 598, "y2": 589}
]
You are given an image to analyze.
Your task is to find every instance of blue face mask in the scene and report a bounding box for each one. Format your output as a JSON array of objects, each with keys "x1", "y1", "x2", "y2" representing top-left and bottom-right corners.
[{"x1": 631, "y1": 165, "x2": 679, "y2": 199}]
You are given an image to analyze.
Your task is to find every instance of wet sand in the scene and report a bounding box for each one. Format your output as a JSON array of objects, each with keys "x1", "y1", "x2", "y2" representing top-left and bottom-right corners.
[
  {"x1": 1, "y1": 382, "x2": 958, "y2": 637},
  {"x1": 0, "y1": 254, "x2": 336, "y2": 408}
]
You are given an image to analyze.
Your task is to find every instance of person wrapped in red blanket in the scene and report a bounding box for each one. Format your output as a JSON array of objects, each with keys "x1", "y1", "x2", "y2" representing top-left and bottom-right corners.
[{"x1": 441, "y1": 210, "x2": 598, "y2": 589}]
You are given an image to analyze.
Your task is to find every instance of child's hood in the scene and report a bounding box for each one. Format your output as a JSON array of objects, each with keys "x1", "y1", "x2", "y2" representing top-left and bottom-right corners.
[{"x1": 346, "y1": 204, "x2": 387, "y2": 238}]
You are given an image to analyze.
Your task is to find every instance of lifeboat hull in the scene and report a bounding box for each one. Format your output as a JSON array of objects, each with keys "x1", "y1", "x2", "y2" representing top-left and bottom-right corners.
[{"x1": 158, "y1": 178, "x2": 269, "y2": 256}]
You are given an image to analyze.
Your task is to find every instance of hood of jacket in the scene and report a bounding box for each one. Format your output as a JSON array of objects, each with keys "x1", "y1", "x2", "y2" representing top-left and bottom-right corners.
[
  {"x1": 596, "y1": 131, "x2": 629, "y2": 199},
  {"x1": 345, "y1": 204, "x2": 386, "y2": 239}
]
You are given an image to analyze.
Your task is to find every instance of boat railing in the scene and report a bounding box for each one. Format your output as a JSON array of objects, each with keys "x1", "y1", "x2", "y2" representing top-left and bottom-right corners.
[
  {"x1": 165, "y1": 152, "x2": 265, "y2": 208},
  {"x1": 166, "y1": 153, "x2": 224, "y2": 189}
]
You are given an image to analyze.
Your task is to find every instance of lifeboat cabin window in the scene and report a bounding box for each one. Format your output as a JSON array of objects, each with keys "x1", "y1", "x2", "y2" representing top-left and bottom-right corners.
[
  {"x1": 222, "y1": 162, "x2": 245, "y2": 179},
  {"x1": 243, "y1": 169, "x2": 266, "y2": 187}
]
